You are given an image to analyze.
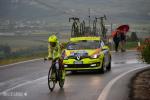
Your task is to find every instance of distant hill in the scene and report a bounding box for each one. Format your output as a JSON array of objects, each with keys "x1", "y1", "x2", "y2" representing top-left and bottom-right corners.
[{"x1": 0, "y1": 0, "x2": 53, "y2": 20}]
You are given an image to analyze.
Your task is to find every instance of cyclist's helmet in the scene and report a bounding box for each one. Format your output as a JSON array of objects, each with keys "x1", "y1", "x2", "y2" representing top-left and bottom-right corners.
[{"x1": 48, "y1": 35, "x2": 57, "y2": 47}]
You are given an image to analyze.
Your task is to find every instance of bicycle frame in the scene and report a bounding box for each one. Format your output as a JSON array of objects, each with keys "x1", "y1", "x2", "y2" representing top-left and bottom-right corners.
[{"x1": 51, "y1": 60, "x2": 60, "y2": 81}]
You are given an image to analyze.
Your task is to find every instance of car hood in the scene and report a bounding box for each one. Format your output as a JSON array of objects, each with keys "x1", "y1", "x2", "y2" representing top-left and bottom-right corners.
[{"x1": 64, "y1": 49, "x2": 101, "y2": 57}]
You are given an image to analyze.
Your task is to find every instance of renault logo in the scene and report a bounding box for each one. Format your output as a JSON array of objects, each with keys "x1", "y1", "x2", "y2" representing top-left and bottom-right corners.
[{"x1": 77, "y1": 56, "x2": 80, "y2": 60}]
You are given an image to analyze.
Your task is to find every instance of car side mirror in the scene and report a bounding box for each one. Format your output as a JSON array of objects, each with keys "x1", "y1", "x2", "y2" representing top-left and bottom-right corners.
[{"x1": 102, "y1": 46, "x2": 109, "y2": 51}]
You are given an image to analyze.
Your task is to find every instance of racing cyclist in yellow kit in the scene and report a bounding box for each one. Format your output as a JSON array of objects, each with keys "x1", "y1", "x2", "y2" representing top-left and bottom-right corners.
[{"x1": 46, "y1": 35, "x2": 65, "y2": 81}]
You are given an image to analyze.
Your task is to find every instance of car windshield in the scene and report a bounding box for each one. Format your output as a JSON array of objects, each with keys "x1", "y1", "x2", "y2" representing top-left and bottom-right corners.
[{"x1": 67, "y1": 40, "x2": 100, "y2": 50}]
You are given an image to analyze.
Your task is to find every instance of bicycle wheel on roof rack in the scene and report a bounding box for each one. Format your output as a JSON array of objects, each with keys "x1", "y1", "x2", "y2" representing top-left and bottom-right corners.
[
  {"x1": 71, "y1": 22, "x2": 79, "y2": 37},
  {"x1": 80, "y1": 21, "x2": 85, "y2": 36},
  {"x1": 93, "y1": 19, "x2": 97, "y2": 36}
]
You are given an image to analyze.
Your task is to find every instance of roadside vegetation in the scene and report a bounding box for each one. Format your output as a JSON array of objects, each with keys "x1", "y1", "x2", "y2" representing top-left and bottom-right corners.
[
  {"x1": 0, "y1": 32, "x2": 148, "y2": 65},
  {"x1": 137, "y1": 37, "x2": 150, "y2": 64},
  {"x1": 0, "y1": 34, "x2": 69, "y2": 65},
  {"x1": 0, "y1": 35, "x2": 48, "y2": 65},
  {"x1": 141, "y1": 38, "x2": 150, "y2": 64},
  {"x1": 0, "y1": 44, "x2": 48, "y2": 65}
]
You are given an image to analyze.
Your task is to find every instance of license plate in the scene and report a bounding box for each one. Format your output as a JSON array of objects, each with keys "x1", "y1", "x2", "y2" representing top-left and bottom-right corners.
[{"x1": 74, "y1": 61, "x2": 83, "y2": 64}]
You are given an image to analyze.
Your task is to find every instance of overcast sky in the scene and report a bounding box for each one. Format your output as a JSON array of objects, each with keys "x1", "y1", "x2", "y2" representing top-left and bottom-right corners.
[
  {"x1": 43, "y1": 0, "x2": 150, "y2": 24},
  {"x1": 0, "y1": 0, "x2": 150, "y2": 24}
]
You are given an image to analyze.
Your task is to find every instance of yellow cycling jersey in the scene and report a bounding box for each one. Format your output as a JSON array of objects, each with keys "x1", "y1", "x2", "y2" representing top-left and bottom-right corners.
[{"x1": 48, "y1": 41, "x2": 61, "y2": 60}]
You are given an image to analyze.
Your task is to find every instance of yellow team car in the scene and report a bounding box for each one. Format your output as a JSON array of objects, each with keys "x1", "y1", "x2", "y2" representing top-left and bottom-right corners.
[{"x1": 62, "y1": 37, "x2": 111, "y2": 73}]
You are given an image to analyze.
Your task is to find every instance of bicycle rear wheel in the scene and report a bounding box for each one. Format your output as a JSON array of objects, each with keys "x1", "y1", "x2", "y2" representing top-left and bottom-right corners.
[
  {"x1": 48, "y1": 66, "x2": 56, "y2": 92},
  {"x1": 80, "y1": 22, "x2": 85, "y2": 36}
]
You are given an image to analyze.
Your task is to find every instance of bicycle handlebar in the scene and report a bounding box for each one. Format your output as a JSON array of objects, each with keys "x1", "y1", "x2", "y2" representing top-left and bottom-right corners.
[
  {"x1": 69, "y1": 17, "x2": 80, "y2": 22},
  {"x1": 95, "y1": 15, "x2": 107, "y2": 21},
  {"x1": 44, "y1": 57, "x2": 60, "y2": 63}
]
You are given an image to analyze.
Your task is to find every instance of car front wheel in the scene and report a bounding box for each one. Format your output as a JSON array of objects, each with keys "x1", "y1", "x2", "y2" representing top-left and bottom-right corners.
[
  {"x1": 106, "y1": 61, "x2": 111, "y2": 71},
  {"x1": 99, "y1": 59, "x2": 105, "y2": 73}
]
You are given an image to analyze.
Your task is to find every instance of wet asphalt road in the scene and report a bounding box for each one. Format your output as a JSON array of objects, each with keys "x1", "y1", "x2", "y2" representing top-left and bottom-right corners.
[{"x1": 0, "y1": 51, "x2": 148, "y2": 100}]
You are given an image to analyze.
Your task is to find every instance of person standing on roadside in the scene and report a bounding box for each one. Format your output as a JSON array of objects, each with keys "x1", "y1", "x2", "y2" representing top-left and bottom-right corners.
[
  {"x1": 120, "y1": 29, "x2": 126, "y2": 52},
  {"x1": 113, "y1": 30, "x2": 120, "y2": 52}
]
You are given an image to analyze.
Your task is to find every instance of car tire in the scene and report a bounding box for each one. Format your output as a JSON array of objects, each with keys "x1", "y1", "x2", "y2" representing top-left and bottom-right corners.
[
  {"x1": 100, "y1": 59, "x2": 105, "y2": 73},
  {"x1": 106, "y1": 61, "x2": 111, "y2": 71},
  {"x1": 71, "y1": 71, "x2": 77, "y2": 74},
  {"x1": 106, "y1": 56, "x2": 111, "y2": 71}
]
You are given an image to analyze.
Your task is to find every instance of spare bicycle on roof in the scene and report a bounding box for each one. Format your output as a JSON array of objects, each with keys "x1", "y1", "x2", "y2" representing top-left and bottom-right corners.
[{"x1": 69, "y1": 15, "x2": 107, "y2": 39}]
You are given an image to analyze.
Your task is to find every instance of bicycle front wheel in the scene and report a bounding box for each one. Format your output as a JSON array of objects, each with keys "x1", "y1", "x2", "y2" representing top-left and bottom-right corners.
[
  {"x1": 58, "y1": 70, "x2": 65, "y2": 88},
  {"x1": 48, "y1": 67, "x2": 56, "y2": 92}
]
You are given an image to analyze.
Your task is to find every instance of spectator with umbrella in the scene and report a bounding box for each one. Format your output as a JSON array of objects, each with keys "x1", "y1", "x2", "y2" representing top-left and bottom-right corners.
[
  {"x1": 118, "y1": 25, "x2": 129, "y2": 52},
  {"x1": 112, "y1": 25, "x2": 129, "y2": 52},
  {"x1": 112, "y1": 30, "x2": 121, "y2": 52}
]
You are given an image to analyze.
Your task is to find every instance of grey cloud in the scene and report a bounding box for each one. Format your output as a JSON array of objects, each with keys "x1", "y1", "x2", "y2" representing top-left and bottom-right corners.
[{"x1": 0, "y1": 0, "x2": 150, "y2": 23}]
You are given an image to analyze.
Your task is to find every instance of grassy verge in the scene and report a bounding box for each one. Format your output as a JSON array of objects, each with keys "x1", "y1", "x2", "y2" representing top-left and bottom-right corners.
[
  {"x1": 126, "y1": 41, "x2": 138, "y2": 50},
  {"x1": 141, "y1": 45, "x2": 150, "y2": 64},
  {"x1": 0, "y1": 41, "x2": 139, "y2": 66},
  {"x1": 109, "y1": 41, "x2": 138, "y2": 51},
  {"x1": 0, "y1": 52, "x2": 47, "y2": 66}
]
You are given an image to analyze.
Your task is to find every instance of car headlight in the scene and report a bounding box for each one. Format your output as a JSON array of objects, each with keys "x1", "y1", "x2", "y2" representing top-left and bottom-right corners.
[
  {"x1": 91, "y1": 54, "x2": 100, "y2": 59},
  {"x1": 64, "y1": 65, "x2": 68, "y2": 67}
]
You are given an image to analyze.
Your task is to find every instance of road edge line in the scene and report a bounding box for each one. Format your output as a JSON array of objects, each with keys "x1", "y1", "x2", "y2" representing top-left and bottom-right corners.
[
  {"x1": 0, "y1": 58, "x2": 43, "y2": 68},
  {"x1": 0, "y1": 76, "x2": 47, "y2": 95},
  {"x1": 97, "y1": 65, "x2": 150, "y2": 100}
]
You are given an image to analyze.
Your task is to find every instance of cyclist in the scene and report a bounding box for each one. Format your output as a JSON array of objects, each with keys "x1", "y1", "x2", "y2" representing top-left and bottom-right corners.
[{"x1": 46, "y1": 34, "x2": 65, "y2": 80}]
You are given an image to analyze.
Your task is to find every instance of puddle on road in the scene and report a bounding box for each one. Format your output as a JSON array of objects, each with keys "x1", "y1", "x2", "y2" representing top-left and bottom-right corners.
[
  {"x1": 111, "y1": 51, "x2": 143, "y2": 67},
  {"x1": 113, "y1": 61, "x2": 126, "y2": 64},
  {"x1": 112, "y1": 59, "x2": 141, "y2": 66}
]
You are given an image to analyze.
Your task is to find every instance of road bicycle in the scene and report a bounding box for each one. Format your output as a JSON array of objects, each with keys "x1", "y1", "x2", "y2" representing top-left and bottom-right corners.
[{"x1": 45, "y1": 59, "x2": 65, "y2": 92}]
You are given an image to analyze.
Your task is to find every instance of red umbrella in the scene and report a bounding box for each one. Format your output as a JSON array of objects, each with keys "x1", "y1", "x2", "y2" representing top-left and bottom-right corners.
[
  {"x1": 117, "y1": 25, "x2": 129, "y2": 33},
  {"x1": 111, "y1": 25, "x2": 129, "y2": 37}
]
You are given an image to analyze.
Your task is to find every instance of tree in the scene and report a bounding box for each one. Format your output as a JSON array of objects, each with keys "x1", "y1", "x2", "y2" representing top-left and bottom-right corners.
[
  {"x1": 0, "y1": 45, "x2": 11, "y2": 57},
  {"x1": 130, "y1": 32, "x2": 138, "y2": 41}
]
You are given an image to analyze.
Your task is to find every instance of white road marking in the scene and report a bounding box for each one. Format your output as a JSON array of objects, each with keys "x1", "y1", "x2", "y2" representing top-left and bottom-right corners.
[
  {"x1": 0, "y1": 58, "x2": 43, "y2": 68},
  {"x1": 0, "y1": 76, "x2": 47, "y2": 96},
  {"x1": 97, "y1": 65, "x2": 150, "y2": 100}
]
